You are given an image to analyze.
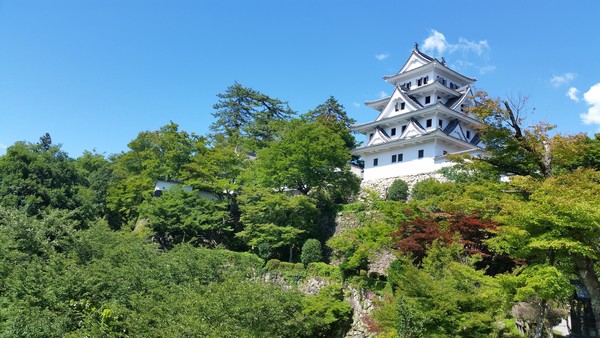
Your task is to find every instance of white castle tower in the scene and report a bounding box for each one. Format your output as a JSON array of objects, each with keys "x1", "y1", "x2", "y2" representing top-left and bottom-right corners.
[{"x1": 351, "y1": 44, "x2": 484, "y2": 181}]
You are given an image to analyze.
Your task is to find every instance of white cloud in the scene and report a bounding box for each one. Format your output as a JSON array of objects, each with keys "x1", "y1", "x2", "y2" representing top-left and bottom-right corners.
[
  {"x1": 479, "y1": 65, "x2": 496, "y2": 75},
  {"x1": 420, "y1": 30, "x2": 493, "y2": 75},
  {"x1": 550, "y1": 72, "x2": 576, "y2": 87},
  {"x1": 422, "y1": 30, "x2": 448, "y2": 54},
  {"x1": 455, "y1": 37, "x2": 489, "y2": 56},
  {"x1": 581, "y1": 83, "x2": 600, "y2": 126},
  {"x1": 352, "y1": 102, "x2": 361, "y2": 107},
  {"x1": 379, "y1": 91, "x2": 388, "y2": 99},
  {"x1": 0, "y1": 143, "x2": 6, "y2": 150},
  {"x1": 567, "y1": 87, "x2": 580, "y2": 102},
  {"x1": 422, "y1": 30, "x2": 490, "y2": 57},
  {"x1": 375, "y1": 53, "x2": 389, "y2": 61}
]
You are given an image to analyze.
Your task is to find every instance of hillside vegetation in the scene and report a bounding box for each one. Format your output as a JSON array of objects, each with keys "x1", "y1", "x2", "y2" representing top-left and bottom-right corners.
[{"x1": 1, "y1": 85, "x2": 600, "y2": 337}]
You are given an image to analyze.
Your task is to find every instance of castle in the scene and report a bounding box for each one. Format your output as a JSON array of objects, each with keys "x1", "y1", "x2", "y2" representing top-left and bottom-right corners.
[{"x1": 351, "y1": 44, "x2": 484, "y2": 182}]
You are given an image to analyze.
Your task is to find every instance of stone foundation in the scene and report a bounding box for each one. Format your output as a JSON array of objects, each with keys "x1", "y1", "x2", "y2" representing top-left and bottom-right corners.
[{"x1": 359, "y1": 172, "x2": 446, "y2": 200}]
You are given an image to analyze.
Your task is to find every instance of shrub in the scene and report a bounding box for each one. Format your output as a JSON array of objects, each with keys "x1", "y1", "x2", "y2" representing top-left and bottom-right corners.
[
  {"x1": 265, "y1": 259, "x2": 281, "y2": 270},
  {"x1": 387, "y1": 179, "x2": 409, "y2": 202},
  {"x1": 279, "y1": 261, "x2": 296, "y2": 271},
  {"x1": 307, "y1": 262, "x2": 343, "y2": 281},
  {"x1": 294, "y1": 262, "x2": 304, "y2": 270},
  {"x1": 411, "y1": 178, "x2": 458, "y2": 201},
  {"x1": 301, "y1": 239, "x2": 323, "y2": 265}
]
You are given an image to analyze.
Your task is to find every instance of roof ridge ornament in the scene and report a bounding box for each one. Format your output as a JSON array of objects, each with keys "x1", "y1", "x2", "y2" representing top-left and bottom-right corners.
[
  {"x1": 414, "y1": 42, "x2": 419, "y2": 51},
  {"x1": 441, "y1": 57, "x2": 446, "y2": 65}
]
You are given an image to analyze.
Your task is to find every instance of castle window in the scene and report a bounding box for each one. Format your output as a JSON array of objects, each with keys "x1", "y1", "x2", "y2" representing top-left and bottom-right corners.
[
  {"x1": 439, "y1": 119, "x2": 443, "y2": 128},
  {"x1": 392, "y1": 154, "x2": 397, "y2": 163},
  {"x1": 391, "y1": 127, "x2": 396, "y2": 136},
  {"x1": 369, "y1": 133, "x2": 374, "y2": 140},
  {"x1": 373, "y1": 158, "x2": 378, "y2": 166},
  {"x1": 425, "y1": 96, "x2": 431, "y2": 104},
  {"x1": 426, "y1": 119, "x2": 432, "y2": 127},
  {"x1": 401, "y1": 102, "x2": 406, "y2": 110},
  {"x1": 466, "y1": 130, "x2": 471, "y2": 139},
  {"x1": 395, "y1": 102, "x2": 399, "y2": 111},
  {"x1": 398, "y1": 153, "x2": 403, "y2": 162},
  {"x1": 418, "y1": 149, "x2": 424, "y2": 158},
  {"x1": 424, "y1": 76, "x2": 429, "y2": 84},
  {"x1": 401, "y1": 125, "x2": 407, "y2": 133},
  {"x1": 417, "y1": 78, "x2": 422, "y2": 86}
]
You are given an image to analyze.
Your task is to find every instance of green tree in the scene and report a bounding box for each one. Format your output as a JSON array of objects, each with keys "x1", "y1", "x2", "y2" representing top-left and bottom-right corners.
[
  {"x1": 302, "y1": 284, "x2": 353, "y2": 337},
  {"x1": 582, "y1": 133, "x2": 600, "y2": 169},
  {"x1": 303, "y1": 96, "x2": 357, "y2": 150},
  {"x1": 301, "y1": 239, "x2": 323, "y2": 265},
  {"x1": 469, "y1": 91, "x2": 589, "y2": 179},
  {"x1": 238, "y1": 187, "x2": 318, "y2": 261},
  {"x1": 139, "y1": 187, "x2": 231, "y2": 248},
  {"x1": 210, "y1": 82, "x2": 294, "y2": 151},
  {"x1": 377, "y1": 241, "x2": 507, "y2": 337},
  {"x1": 106, "y1": 122, "x2": 206, "y2": 228},
  {"x1": 75, "y1": 150, "x2": 113, "y2": 220},
  {"x1": 489, "y1": 169, "x2": 600, "y2": 334},
  {"x1": 0, "y1": 137, "x2": 82, "y2": 218},
  {"x1": 386, "y1": 178, "x2": 409, "y2": 202},
  {"x1": 251, "y1": 119, "x2": 359, "y2": 198}
]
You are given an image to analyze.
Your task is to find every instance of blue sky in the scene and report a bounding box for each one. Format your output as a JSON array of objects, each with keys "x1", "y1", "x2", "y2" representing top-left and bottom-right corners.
[{"x1": 1, "y1": 1, "x2": 599, "y2": 157}]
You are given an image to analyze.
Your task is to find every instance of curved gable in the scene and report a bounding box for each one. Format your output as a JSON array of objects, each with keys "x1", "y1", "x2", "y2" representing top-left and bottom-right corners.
[
  {"x1": 366, "y1": 126, "x2": 391, "y2": 146},
  {"x1": 399, "y1": 118, "x2": 427, "y2": 139},
  {"x1": 443, "y1": 119, "x2": 469, "y2": 142},
  {"x1": 449, "y1": 85, "x2": 474, "y2": 112},
  {"x1": 399, "y1": 47, "x2": 434, "y2": 73},
  {"x1": 376, "y1": 87, "x2": 422, "y2": 121}
]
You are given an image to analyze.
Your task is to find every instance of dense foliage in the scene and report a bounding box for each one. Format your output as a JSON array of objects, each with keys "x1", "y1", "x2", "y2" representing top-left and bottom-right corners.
[
  {"x1": 2, "y1": 84, "x2": 600, "y2": 337},
  {"x1": 0, "y1": 206, "x2": 354, "y2": 337}
]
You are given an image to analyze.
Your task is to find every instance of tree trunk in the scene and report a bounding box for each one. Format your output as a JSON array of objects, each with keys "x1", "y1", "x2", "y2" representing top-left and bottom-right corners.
[
  {"x1": 534, "y1": 300, "x2": 547, "y2": 338},
  {"x1": 574, "y1": 255, "x2": 600, "y2": 335},
  {"x1": 540, "y1": 139, "x2": 553, "y2": 178}
]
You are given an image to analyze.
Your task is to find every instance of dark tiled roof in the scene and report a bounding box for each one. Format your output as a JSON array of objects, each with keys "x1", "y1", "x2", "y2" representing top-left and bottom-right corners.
[
  {"x1": 407, "y1": 95, "x2": 423, "y2": 108},
  {"x1": 414, "y1": 45, "x2": 434, "y2": 62},
  {"x1": 445, "y1": 96, "x2": 460, "y2": 108},
  {"x1": 469, "y1": 133, "x2": 481, "y2": 145},
  {"x1": 409, "y1": 117, "x2": 425, "y2": 130},
  {"x1": 443, "y1": 119, "x2": 460, "y2": 134},
  {"x1": 376, "y1": 126, "x2": 390, "y2": 138}
]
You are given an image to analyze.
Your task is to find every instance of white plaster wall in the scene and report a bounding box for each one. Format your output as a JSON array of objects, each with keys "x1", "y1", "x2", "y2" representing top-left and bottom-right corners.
[
  {"x1": 360, "y1": 140, "x2": 484, "y2": 181},
  {"x1": 362, "y1": 143, "x2": 448, "y2": 180},
  {"x1": 155, "y1": 180, "x2": 180, "y2": 191},
  {"x1": 155, "y1": 180, "x2": 193, "y2": 192}
]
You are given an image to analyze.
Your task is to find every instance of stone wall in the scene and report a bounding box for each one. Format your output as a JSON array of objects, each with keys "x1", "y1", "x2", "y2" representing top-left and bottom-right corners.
[
  {"x1": 343, "y1": 285, "x2": 380, "y2": 338},
  {"x1": 360, "y1": 172, "x2": 446, "y2": 200}
]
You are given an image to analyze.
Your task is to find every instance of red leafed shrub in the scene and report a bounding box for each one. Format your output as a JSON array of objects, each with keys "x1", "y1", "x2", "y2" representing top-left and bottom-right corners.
[
  {"x1": 391, "y1": 217, "x2": 452, "y2": 264},
  {"x1": 362, "y1": 314, "x2": 381, "y2": 333},
  {"x1": 391, "y1": 213, "x2": 514, "y2": 273},
  {"x1": 448, "y1": 214, "x2": 497, "y2": 257}
]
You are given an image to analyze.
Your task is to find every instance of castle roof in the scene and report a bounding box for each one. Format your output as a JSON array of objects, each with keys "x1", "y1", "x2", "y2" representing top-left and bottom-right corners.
[
  {"x1": 351, "y1": 128, "x2": 479, "y2": 156},
  {"x1": 383, "y1": 46, "x2": 476, "y2": 85},
  {"x1": 352, "y1": 101, "x2": 481, "y2": 134}
]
